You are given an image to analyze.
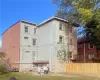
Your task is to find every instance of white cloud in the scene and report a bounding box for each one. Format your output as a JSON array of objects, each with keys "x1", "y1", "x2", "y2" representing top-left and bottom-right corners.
[{"x1": 0, "y1": 40, "x2": 2, "y2": 48}]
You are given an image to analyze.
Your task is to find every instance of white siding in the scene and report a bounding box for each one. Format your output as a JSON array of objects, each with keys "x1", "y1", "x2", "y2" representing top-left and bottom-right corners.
[
  {"x1": 18, "y1": 19, "x2": 77, "y2": 72},
  {"x1": 37, "y1": 20, "x2": 76, "y2": 72},
  {"x1": 20, "y1": 22, "x2": 37, "y2": 71}
]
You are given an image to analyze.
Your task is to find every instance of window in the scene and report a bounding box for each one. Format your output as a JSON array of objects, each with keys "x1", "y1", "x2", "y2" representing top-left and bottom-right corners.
[
  {"x1": 24, "y1": 26, "x2": 29, "y2": 33},
  {"x1": 89, "y1": 43, "x2": 94, "y2": 49},
  {"x1": 70, "y1": 27, "x2": 72, "y2": 33},
  {"x1": 59, "y1": 22, "x2": 64, "y2": 30},
  {"x1": 59, "y1": 36, "x2": 64, "y2": 43},
  {"x1": 69, "y1": 52, "x2": 72, "y2": 58},
  {"x1": 69, "y1": 38, "x2": 72, "y2": 45},
  {"x1": 25, "y1": 51, "x2": 30, "y2": 53},
  {"x1": 88, "y1": 53, "x2": 94, "y2": 59},
  {"x1": 24, "y1": 37, "x2": 28, "y2": 39},
  {"x1": 34, "y1": 28, "x2": 36, "y2": 34},
  {"x1": 32, "y1": 51, "x2": 36, "y2": 60},
  {"x1": 78, "y1": 44, "x2": 82, "y2": 48},
  {"x1": 32, "y1": 39, "x2": 36, "y2": 45}
]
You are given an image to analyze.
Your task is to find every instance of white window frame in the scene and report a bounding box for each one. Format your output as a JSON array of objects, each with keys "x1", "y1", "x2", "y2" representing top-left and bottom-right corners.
[
  {"x1": 34, "y1": 28, "x2": 36, "y2": 34},
  {"x1": 25, "y1": 51, "x2": 30, "y2": 53},
  {"x1": 32, "y1": 38, "x2": 36, "y2": 45},
  {"x1": 24, "y1": 37, "x2": 28, "y2": 39},
  {"x1": 59, "y1": 35, "x2": 64, "y2": 43},
  {"x1": 59, "y1": 22, "x2": 64, "y2": 31},
  {"x1": 24, "y1": 25, "x2": 29, "y2": 33},
  {"x1": 69, "y1": 38, "x2": 72, "y2": 45},
  {"x1": 69, "y1": 52, "x2": 72, "y2": 58},
  {"x1": 88, "y1": 43, "x2": 94, "y2": 49},
  {"x1": 70, "y1": 26, "x2": 73, "y2": 33}
]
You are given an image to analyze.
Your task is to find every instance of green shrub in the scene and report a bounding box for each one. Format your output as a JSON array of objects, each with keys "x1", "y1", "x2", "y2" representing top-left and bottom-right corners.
[{"x1": 0, "y1": 60, "x2": 11, "y2": 75}]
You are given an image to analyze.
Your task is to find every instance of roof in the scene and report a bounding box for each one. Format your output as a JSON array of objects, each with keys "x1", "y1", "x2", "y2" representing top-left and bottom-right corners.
[
  {"x1": 78, "y1": 37, "x2": 88, "y2": 44},
  {"x1": 37, "y1": 16, "x2": 79, "y2": 27},
  {"x1": 37, "y1": 16, "x2": 69, "y2": 27},
  {"x1": 2, "y1": 16, "x2": 78, "y2": 35},
  {"x1": 2, "y1": 20, "x2": 37, "y2": 35},
  {"x1": 21, "y1": 20, "x2": 37, "y2": 26}
]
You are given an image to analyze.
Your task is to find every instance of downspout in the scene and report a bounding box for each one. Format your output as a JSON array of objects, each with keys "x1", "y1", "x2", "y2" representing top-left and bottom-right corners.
[{"x1": 84, "y1": 42, "x2": 86, "y2": 63}]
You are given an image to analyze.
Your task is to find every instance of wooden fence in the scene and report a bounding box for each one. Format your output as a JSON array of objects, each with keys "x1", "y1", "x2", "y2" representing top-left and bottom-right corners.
[{"x1": 66, "y1": 63, "x2": 100, "y2": 74}]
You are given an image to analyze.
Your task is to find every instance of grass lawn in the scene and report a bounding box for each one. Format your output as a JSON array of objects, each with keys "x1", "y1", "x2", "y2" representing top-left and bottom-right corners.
[{"x1": 0, "y1": 72, "x2": 100, "y2": 80}]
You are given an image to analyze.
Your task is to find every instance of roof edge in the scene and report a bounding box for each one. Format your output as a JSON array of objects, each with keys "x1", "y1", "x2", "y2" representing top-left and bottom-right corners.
[
  {"x1": 37, "y1": 16, "x2": 68, "y2": 27},
  {"x1": 21, "y1": 20, "x2": 37, "y2": 26},
  {"x1": 2, "y1": 20, "x2": 37, "y2": 35},
  {"x1": 2, "y1": 21, "x2": 21, "y2": 35}
]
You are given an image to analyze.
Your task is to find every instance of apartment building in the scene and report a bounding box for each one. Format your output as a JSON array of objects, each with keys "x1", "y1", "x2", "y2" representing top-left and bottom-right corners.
[
  {"x1": 1, "y1": 21, "x2": 37, "y2": 71},
  {"x1": 37, "y1": 17, "x2": 77, "y2": 72},
  {"x1": 1, "y1": 17, "x2": 78, "y2": 72},
  {"x1": 77, "y1": 37, "x2": 100, "y2": 63}
]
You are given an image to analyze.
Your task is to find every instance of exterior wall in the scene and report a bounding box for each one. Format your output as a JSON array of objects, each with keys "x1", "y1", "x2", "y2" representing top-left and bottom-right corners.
[
  {"x1": 20, "y1": 22, "x2": 37, "y2": 71},
  {"x1": 1, "y1": 17, "x2": 77, "y2": 72},
  {"x1": 71, "y1": 27, "x2": 77, "y2": 57},
  {"x1": 37, "y1": 20, "x2": 77, "y2": 72},
  {"x1": 37, "y1": 20, "x2": 57, "y2": 72},
  {"x1": 77, "y1": 42, "x2": 100, "y2": 63},
  {"x1": 2, "y1": 22, "x2": 20, "y2": 69}
]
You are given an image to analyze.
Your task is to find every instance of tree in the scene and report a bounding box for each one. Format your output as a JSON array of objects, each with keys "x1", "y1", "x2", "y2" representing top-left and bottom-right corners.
[
  {"x1": 0, "y1": 52, "x2": 11, "y2": 75},
  {"x1": 53, "y1": 0, "x2": 100, "y2": 49},
  {"x1": 53, "y1": 0, "x2": 100, "y2": 25},
  {"x1": 0, "y1": 52, "x2": 6, "y2": 60},
  {"x1": 53, "y1": 0, "x2": 100, "y2": 38},
  {"x1": 0, "y1": 60, "x2": 11, "y2": 75}
]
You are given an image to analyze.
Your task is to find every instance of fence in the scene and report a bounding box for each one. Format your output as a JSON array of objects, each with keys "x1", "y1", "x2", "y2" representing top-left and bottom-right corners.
[{"x1": 66, "y1": 63, "x2": 100, "y2": 74}]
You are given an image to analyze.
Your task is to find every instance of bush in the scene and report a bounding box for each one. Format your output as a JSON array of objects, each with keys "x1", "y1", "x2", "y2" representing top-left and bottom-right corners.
[{"x1": 0, "y1": 60, "x2": 11, "y2": 75}]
